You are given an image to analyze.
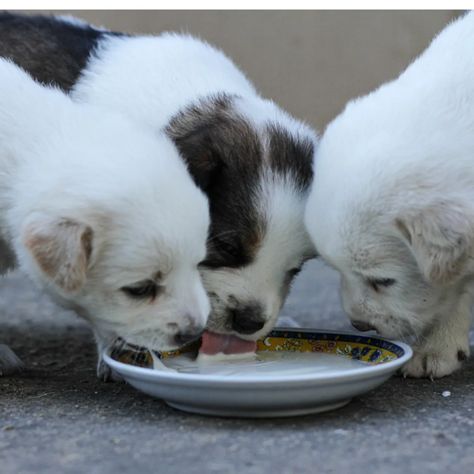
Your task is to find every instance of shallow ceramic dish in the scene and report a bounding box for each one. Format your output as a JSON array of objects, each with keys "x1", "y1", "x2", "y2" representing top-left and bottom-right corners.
[{"x1": 103, "y1": 328, "x2": 412, "y2": 418}]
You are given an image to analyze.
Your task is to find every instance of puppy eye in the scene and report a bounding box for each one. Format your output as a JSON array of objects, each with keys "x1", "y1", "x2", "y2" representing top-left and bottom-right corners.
[
  {"x1": 121, "y1": 280, "x2": 160, "y2": 300},
  {"x1": 367, "y1": 278, "x2": 396, "y2": 292}
]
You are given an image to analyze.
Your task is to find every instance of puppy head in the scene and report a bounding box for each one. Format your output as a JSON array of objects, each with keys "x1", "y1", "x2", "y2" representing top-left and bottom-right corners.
[
  {"x1": 20, "y1": 198, "x2": 210, "y2": 352},
  {"x1": 306, "y1": 113, "x2": 474, "y2": 340},
  {"x1": 200, "y1": 191, "x2": 316, "y2": 340},
  {"x1": 78, "y1": 193, "x2": 210, "y2": 351},
  {"x1": 11, "y1": 98, "x2": 210, "y2": 351},
  {"x1": 330, "y1": 199, "x2": 474, "y2": 340},
  {"x1": 167, "y1": 94, "x2": 317, "y2": 340}
]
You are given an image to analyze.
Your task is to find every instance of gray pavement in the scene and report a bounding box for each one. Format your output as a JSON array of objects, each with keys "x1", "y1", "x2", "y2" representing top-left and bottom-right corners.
[{"x1": 1, "y1": 261, "x2": 473, "y2": 474}]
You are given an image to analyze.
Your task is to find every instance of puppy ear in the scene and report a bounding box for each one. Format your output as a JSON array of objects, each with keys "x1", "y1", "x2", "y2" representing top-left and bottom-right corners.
[
  {"x1": 395, "y1": 201, "x2": 474, "y2": 285},
  {"x1": 166, "y1": 94, "x2": 259, "y2": 192},
  {"x1": 23, "y1": 217, "x2": 94, "y2": 293}
]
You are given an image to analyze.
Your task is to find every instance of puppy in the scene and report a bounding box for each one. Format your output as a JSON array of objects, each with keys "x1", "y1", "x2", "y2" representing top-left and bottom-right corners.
[
  {"x1": 305, "y1": 12, "x2": 474, "y2": 378},
  {"x1": 0, "y1": 13, "x2": 318, "y2": 352},
  {"x1": 0, "y1": 59, "x2": 210, "y2": 378}
]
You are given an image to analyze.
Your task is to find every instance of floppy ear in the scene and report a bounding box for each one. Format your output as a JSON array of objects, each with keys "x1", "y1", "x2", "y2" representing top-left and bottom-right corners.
[
  {"x1": 395, "y1": 201, "x2": 474, "y2": 286},
  {"x1": 23, "y1": 217, "x2": 94, "y2": 293},
  {"x1": 166, "y1": 94, "x2": 259, "y2": 192}
]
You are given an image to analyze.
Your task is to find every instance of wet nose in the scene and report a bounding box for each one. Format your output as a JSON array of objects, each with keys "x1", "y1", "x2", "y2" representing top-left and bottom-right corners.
[
  {"x1": 351, "y1": 320, "x2": 376, "y2": 332},
  {"x1": 230, "y1": 305, "x2": 266, "y2": 335}
]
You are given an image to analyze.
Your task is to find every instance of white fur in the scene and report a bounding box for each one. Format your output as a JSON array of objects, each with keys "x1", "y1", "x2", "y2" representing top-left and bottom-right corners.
[
  {"x1": 71, "y1": 31, "x2": 317, "y2": 340},
  {"x1": 73, "y1": 33, "x2": 315, "y2": 151},
  {"x1": 74, "y1": 34, "x2": 257, "y2": 130},
  {"x1": 0, "y1": 59, "x2": 210, "y2": 377},
  {"x1": 305, "y1": 12, "x2": 474, "y2": 378}
]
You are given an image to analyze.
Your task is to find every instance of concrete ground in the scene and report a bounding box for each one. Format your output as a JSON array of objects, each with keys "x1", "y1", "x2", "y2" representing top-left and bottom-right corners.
[{"x1": 1, "y1": 261, "x2": 473, "y2": 474}]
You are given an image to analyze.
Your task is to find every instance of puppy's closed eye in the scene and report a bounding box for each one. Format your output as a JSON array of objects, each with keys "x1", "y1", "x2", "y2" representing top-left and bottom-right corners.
[
  {"x1": 367, "y1": 278, "x2": 396, "y2": 292},
  {"x1": 121, "y1": 280, "x2": 162, "y2": 300}
]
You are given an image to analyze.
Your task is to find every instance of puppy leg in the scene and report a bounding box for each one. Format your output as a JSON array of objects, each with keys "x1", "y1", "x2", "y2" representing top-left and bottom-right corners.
[
  {"x1": 0, "y1": 241, "x2": 22, "y2": 376},
  {"x1": 0, "y1": 343, "x2": 24, "y2": 376},
  {"x1": 94, "y1": 330, "x2": 123, "y2": 383},
  {"x1": 402, "y1": 292, "x2": 471, "y2": 379}
]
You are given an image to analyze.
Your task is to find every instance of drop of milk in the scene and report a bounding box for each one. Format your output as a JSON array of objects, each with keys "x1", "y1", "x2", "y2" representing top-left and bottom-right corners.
[{"x1": 163, "y1": 351, "x2": 368, "y2": 377}]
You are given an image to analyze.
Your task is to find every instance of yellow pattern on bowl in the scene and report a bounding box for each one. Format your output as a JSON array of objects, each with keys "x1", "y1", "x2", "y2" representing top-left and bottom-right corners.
[{"x1": 111, "y1": 329, "x2": 404, "y2": 368}]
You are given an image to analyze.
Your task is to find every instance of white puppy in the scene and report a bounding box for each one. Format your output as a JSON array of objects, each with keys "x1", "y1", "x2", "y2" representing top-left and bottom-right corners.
[
  {"x1": 0, "y1": 59, "x2": 210, "y2": 378},
  {"x1": 305, "y1": 13, "x2": 474, "y2": 378}
]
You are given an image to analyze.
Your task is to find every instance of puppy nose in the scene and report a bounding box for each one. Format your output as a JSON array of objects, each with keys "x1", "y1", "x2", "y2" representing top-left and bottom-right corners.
[
  {"x1": 351, "y1": 320, "x2": 376, "y2": 332},
  {"x1": 230, "y1": 305, "x2": 266, "y2": 335}
]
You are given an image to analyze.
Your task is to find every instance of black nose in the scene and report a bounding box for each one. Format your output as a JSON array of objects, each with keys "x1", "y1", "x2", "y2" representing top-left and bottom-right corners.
[
  {"x1": 230, "y1": 305, "x2": 266, "y2": 335},
  {"x1": 351, "y1": 320, "x2": 376, "y2": 332}
]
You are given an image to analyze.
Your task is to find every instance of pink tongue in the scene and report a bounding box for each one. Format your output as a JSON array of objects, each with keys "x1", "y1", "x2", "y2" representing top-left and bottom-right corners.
[{"x1": 200, "y1": 331, "x2": 257, "y2": 355}]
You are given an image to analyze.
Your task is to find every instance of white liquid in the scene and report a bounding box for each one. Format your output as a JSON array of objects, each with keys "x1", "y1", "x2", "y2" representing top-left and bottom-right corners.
[{"x1": 163, "y1": 351, "x2": 368, "y2": 377}]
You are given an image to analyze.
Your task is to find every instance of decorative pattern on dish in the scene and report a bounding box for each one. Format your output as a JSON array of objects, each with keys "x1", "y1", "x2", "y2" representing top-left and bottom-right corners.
[
  {"x1": 110, "y1": 338, "x2": 200, "y2": 368},
  {"x1": 257, "y1": 330, "x2": 401, "y2": 365},
  {"x1": 110, "y1": 330, "x2": 405, "y2": 368}
]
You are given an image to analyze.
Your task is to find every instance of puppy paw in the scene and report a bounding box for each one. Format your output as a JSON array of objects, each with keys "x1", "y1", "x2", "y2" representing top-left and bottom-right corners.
[
  {"x1": 96, "y1": 357, "x2": 123, "y2": 383},
  {"x1": 402, "y1": 345, "x2": 470, "y2": 379},
  {"x1": 0, "y1": 344, "x2": 24, "y2": 376}
]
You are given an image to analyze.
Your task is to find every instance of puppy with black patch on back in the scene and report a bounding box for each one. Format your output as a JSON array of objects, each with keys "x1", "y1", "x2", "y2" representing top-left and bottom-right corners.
[
  {"x1": 0, "y1": 58, "x2": 210, "y2": 379},
  {"x1": 0, "y1": 13, "x2": 318, "y2": 355},
  {"x1": 305, "y1": 12, "x2": 474, "y2": 379}
]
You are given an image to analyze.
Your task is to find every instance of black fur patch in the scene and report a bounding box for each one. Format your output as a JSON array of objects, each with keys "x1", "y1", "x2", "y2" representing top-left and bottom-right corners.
[
  {"x1": 167, "y1": 95, "x2": 315, "y2": 270},
  {"x1": 167, "y1": 94, "x2": 265, "y2": 268},
  {"x1": 267, "y1": 124, "x2": 314, "y2": 192},
  {"x1": 0, "y1": 12, "x2": 113, "y2": 90}
]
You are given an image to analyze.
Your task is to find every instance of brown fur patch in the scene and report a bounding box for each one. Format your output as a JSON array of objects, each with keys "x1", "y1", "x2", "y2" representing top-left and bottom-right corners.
[
  {"x1": 167, "y1": 94, "x2": 265, "y2": 268},
  {"x1": 25, "y1": 218, "x2": 93, "y2": 292}
]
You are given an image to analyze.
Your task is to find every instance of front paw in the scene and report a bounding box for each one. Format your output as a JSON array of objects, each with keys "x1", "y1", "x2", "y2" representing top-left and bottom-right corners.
[
  {"x1": 96, "y1": 356, "x2": 123, "y2": 383},
  {"x1": 0, "y1": 344, "x2": 24, "y2": 376},
  {"x1": 402, "y1": 345, "x2": 470, "y2": 379}
]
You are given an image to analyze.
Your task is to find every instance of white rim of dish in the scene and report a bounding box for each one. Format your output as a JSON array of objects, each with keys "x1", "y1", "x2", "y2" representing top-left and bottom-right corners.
[{"x1": 103, "y1": 328, "x2": 413, "y2": 386}]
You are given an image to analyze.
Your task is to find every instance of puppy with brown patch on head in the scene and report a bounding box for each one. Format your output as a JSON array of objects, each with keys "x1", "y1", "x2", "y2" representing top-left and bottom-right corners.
[
  {"x1": 305, "y1": 12, "x2": 474, "y2": 379},
  {"x1": 0, "y1": 58, "x2": 210, "y2": 379}
]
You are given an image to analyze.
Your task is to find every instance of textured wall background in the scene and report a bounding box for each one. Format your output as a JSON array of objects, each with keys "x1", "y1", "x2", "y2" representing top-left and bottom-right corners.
[{"x1": 35, "y1": 10, "x2": 460, "y2": 131}]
